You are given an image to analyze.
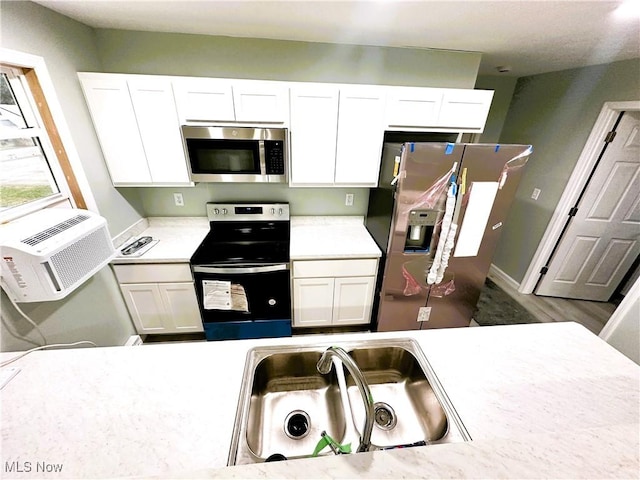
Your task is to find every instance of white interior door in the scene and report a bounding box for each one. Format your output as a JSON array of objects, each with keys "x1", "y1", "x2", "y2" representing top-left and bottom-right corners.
[{"x1": 536, "y1": 111, "x2": 640, "y2": 300}]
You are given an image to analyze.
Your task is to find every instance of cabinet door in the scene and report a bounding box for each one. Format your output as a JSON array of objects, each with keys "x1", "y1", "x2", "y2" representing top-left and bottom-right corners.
[
  {"x1": 158, "y1": 283, "x2": 204, "y2": 332},
  {"x1": 233, "y1": 81, "x2": 289, "y2": 124},
  {"x1": 332, "y1": 276, "x2": 375, "y2": 326},
  {"x1": 79, "y1": 74, "x2": 151, "y2": 184},
  {"x1": 289, "y1": 86, "x2": 339, "y2": 185},
  {"x1": 334, "y1": 87, "x2": 386, "y2": 185},
  {"x1": 438, "y1": 89, "x2": 494, "y2": 130},
  {"x1": 173, "y1": 78, "x2": 235, "y2": 122},
  {"x1": 292, "y1": 278, "x2": 335, "y2": 327},
  {"x1": 128, "y1": 78, "x2": 191, "y2": 185},
  {"x1": 385, "y1": 87, "x2": 443, "y2": 128},
  {"x1": 120, "y1": 283, "x2": 169, "y2": 333}
]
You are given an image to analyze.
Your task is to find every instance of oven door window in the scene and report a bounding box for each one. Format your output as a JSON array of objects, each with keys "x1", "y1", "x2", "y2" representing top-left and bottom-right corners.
[
  {"x1": 194, "y1": 267, "x2": 290, "y2": 322},
  {"x1": 186, "y1": 139, "x2": 260, "y2": 174}
]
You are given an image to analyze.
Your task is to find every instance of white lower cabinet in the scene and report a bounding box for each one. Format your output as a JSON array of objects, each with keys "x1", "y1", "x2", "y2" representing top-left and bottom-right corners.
[
  {"x1": 292, "y1": 259, "x2": 377, "y2": 328},
  {"x1": 114, "y1": 263, "x2": 203, "y2": 335},
  {"x1": 332, "y1": 277, "x2": 376, "y2": 325}
]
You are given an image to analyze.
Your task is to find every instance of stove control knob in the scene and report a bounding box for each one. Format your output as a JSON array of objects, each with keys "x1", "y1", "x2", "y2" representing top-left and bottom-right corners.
[
  {"x1": 213, "y1": 208, "x2": 220, "y2": 215},
  {"x1": 270, "y1": 208, "x2": 276, "y2": 215},
  {"x1": 222, "y1": 208, "x2": 228, "y2": 215},
  {"x1": 268, "y1": 298, "x2": 276, "y2": 306},
  {"x1": 278, "y1": 208, "x2": 283, "y2": 216}
]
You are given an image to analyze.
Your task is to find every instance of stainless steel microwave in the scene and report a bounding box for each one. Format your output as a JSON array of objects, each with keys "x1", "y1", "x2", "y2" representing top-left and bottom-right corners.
[{"x1": 181, "y1": 126, "x2": 288, "y2": 183}]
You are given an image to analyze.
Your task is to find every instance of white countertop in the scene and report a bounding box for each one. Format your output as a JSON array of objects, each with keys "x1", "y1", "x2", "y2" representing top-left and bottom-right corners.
[
  {"x1": 290, "y1": 216, "x2": 381, "y2": 260},
  {"x1": 112, "y1": 217, "x2": 209, "y2": 264},
  {"x1": 111, "y1": 216, "x2": 381, "y2": 264},
  {"x1": 1, "y1": 322, "x2": 638, "y2": 479}
]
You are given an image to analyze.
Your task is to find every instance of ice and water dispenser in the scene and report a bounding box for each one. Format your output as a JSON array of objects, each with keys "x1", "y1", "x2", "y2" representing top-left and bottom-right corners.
[{"x1": 404, "y1": 209, "x2": 440, "y2": 253}]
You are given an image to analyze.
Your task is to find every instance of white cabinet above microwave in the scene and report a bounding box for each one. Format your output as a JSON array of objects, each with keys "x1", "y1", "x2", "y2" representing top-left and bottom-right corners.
[{"x1": 173, "y1": 78, "x2": 290, "y2": 125}]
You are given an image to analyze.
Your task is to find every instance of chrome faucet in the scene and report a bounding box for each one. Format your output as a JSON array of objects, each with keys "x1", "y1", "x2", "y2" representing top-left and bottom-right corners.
[{"x1": 316, "y1": 346, "x2": 374, "y2": 453}]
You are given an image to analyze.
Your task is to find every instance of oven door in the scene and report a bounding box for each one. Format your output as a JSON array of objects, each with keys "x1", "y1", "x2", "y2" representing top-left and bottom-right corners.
[{"x1": 192, "y1": 264, "x2": 291, "y2": 323}]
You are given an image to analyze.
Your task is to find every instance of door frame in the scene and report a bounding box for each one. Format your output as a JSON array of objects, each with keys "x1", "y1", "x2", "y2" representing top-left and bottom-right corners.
[{"x1": 519, "y1": 100, "x2": 640, "y2": 294}]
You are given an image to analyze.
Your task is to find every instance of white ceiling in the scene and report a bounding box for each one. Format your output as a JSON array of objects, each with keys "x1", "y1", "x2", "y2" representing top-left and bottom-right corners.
[{"x1": 34, "y1": 0, "x2": 640, "y2": 77}]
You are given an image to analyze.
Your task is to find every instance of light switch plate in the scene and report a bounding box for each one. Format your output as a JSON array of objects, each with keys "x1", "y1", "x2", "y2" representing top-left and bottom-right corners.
[{"x1": 531, "y1": 188, "x2": 541, "y2": 200}]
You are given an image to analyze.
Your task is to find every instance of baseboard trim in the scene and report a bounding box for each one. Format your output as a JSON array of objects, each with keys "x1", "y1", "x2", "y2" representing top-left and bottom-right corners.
[{"x1": 488, "y1": 264, "x2": 520, "y2": 291}]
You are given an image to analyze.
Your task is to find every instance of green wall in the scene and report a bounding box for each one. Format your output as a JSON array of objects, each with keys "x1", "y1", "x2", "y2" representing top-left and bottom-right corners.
[
  {"x1": 493, "y1": 58, "x2": 640, "y2": 283},
  {"x1": 94, "y1": 29, "x2": 481, "y2": 88},
  {"x1": 133, "y1": 185, "x2": 370, "y2": 217},
  {"x1": 475, "y1": 75, "x2": 518, "y2": 143}
]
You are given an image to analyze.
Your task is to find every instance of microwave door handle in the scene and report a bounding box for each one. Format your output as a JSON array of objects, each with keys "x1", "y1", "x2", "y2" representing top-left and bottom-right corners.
[
  {"x1": 259, "y1": 140, "x2": 267, "y2": 176},
  {"x1": 193, "y1": 264, "x2": 289, "y2": 274}
]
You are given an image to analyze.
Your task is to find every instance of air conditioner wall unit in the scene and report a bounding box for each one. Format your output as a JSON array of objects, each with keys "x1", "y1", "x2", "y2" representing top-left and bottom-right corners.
[{"x1": 1, "y1": 209, "x2": 115, "y2": 303}]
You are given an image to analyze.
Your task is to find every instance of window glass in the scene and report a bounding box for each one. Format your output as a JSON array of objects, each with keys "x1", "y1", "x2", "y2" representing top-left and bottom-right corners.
[{"x1": 0, "y1": 72, "x2": 60, "y2": 211}]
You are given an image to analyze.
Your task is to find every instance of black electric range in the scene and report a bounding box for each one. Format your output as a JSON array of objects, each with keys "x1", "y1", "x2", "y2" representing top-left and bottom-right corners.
[{"x1": 190, "y1": 203, "x2": 291, "y2": 341}]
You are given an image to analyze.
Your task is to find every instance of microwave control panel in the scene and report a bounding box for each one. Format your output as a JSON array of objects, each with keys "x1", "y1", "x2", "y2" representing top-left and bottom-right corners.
[{"x1": 265, "y1": 140, "x2": 285, "y2": 175}]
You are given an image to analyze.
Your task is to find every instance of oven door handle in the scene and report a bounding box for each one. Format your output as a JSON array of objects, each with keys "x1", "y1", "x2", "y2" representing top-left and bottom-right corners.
[{"x1": 192, "y1": 264, "x2": 290, "y2": 274}]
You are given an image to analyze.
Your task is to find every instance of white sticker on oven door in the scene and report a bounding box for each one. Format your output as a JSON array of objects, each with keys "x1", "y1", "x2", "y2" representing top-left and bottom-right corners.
[
  {"x1": 203, "y1": 281, "x2": 250, "y2": 312},
  {"x1": 203, "y1": 280, "x2": 232, "y2": 310}
]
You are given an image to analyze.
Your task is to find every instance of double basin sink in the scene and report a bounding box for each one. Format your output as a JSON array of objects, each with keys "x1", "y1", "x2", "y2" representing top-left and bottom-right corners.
[{"x1": 228, "y1": 338, "x2": 470, "y2": 465}]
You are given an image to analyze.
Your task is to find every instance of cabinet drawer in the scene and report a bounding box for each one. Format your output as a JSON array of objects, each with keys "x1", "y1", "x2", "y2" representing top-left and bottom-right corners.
[
  {"x1": 113, "y1": 263, "x2": 193, "y2": 283},
  {"x1": 293, "y1": 259, "x2": 378, "y2": 278}
]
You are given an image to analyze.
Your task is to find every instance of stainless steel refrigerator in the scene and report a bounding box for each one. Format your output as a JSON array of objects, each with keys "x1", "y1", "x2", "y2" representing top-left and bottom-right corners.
[{"x1": 365, "y1": 141, "x2": 532, "y2": 331}]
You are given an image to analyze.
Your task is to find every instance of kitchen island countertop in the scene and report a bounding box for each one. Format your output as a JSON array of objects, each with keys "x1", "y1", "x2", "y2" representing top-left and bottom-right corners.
[{"x1": 1, "y1": 322, "x2": 638, "y2": 479}]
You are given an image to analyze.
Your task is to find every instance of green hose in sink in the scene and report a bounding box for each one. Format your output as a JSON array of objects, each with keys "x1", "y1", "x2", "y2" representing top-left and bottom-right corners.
[{"x1": 312, "y1": 431, "x2": 352, "y2": 456}]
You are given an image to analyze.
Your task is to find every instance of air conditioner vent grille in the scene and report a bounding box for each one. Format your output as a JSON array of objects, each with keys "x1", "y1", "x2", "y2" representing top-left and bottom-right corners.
[
  {"x1": 21, "y1": 214, "x2": 90, "y2": 246},
  {"x1": 49, "y1": 228, "x2": 113, "y2": 289}
]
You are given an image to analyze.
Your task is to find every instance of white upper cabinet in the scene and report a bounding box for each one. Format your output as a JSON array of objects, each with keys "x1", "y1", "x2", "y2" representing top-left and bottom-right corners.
[
  {"x1": 385, "y1": 86, "x2": 493, "y2": 132},
  {"x1": 79, "y1": 75, "x2": 152, "y2": 184},
  {"x1": 172, "y1": 78, "x2": 235, "y2": 122},
  {"x1": 81, "y1": 72, "x2": 494, "y2": 188},
  {"x1": 173, "y1": 78, "x2": 289, "y2": 124},
  {"x1": 386, "y1": 87, "x2": 443, "y2": 128},
  {"x1": 289, "y1": 85, "x2": 339, "y2": 185},
  {"x1": 438, "y1": 89, "x2": 494, "y2": 129},
  {"x1": 232, "y1": 81, "x2": 289, "y2": 124},
  {"x1": 127, "y1": 78, "x2": 191, "y2": 184},
  {"x1": 79, "y1": 73, "x2": 191, "y2": 186},
  {"x1": 334, "y1": 86, "x2": 386, "y2": 185},
  {"x1": 289, "y1": 84, "x2": 385, "y2": 187}
]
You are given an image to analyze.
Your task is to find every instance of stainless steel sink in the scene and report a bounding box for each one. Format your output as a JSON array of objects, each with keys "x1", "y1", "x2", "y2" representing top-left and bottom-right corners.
[
  {"x1": 346, "y1": 345, "x2": 451, "y2": 448},
  {"x1": 228, "y1": 339, "x2": 469, "y2": 465},
  {"x1": 245, "y1": 351, "x2": 347, "y2": 460}
]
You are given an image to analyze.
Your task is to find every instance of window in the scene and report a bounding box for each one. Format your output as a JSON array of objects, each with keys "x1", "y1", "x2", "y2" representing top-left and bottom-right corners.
[{"x1": 0, "y1": 61, "x2": 86, "y2": 221}]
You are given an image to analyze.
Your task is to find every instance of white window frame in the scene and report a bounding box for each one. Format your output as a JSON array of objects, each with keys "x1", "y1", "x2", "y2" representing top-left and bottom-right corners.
[{"x1": 0, "y1": 48, "x2": 98, "y2": 223}]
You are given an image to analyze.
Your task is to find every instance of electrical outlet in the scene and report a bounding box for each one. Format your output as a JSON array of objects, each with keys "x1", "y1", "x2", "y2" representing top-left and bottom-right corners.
[
  {"x1": 417, "y1": 306, "x2": 431, "y2": 322},
  {"x1": 173, "y1": 193, "x2": 184, "y2": 207},
  {"x1": 345, "y1": 193, "x2": 354, "y2": 206},
  {"x1": 531, "y1": 188, "x2": 541, "y2": 200}
]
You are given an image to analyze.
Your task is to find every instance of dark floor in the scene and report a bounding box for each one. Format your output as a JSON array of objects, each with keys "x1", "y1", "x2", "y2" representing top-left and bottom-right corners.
[{"x1": 473, "y1": 279, "x2": 539, "y2": 326}]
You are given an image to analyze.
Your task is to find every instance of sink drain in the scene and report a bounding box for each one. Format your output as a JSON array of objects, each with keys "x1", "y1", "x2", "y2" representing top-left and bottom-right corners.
[
  {"x1": 374, "y1": 402, "x2": 397, "y2": 430},
  {"x1": 284, "y1": 410, "x2": 311, "y2": 439}
]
